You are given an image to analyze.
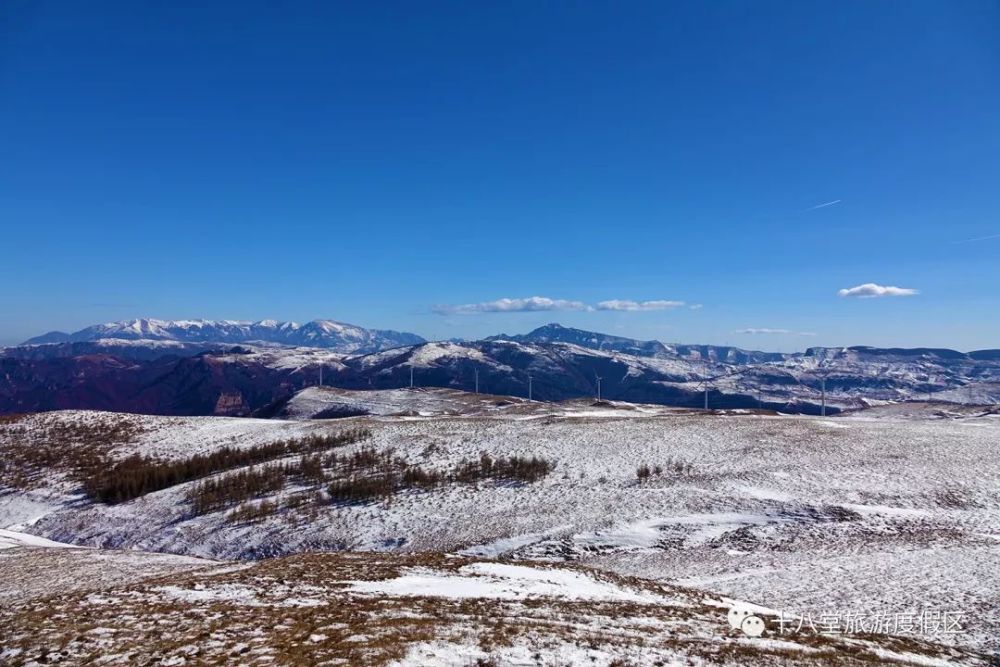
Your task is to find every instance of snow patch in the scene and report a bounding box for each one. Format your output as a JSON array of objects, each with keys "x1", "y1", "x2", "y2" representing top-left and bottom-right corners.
[
  {"x1": 348, "y1": 563, "x2": 664, "y2": 604},
  {"x1": 0, "y1": 529, "x2": 78, "y2": 550}
]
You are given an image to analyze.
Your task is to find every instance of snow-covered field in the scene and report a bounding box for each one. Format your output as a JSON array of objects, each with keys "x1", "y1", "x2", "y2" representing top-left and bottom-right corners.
[
  {"x1": 0, "y1": 547, "x2": 985, "y2": 666},
  {"x1": 1, "y1": 399, "x2": 998, "y2": 663},
  {"x1": 277, "y1": 386, "x2": 536, "y2": 418}
]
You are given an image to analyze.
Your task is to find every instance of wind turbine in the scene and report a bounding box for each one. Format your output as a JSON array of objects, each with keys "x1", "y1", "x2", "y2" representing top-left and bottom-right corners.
[
  {"x1": 409, "y1": 365, "x2": 414, "y2": 389},
  {"x1": 474, "y1": 368, "x2": 480, "y2": 394},
  {"x1": 818, "y1": 369, "x2": 828, "y2": 417},
  {"x1": 815, "y1": 349, "x2": 845, "y2": 416},
  {"x1": 528, "y1": 374, "x2": 533, "y2": 401},
  {"x1": 595, "y1": 373, "x2": 603, "y2": 401},
  {"x1": 694, "y1": 377, "x2": 712, "y2": 410}
]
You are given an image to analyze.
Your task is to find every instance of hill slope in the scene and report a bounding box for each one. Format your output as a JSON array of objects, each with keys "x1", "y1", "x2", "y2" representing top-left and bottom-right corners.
[{"x1": 1, "y1": 408, "x2": 998, "y2": 658}]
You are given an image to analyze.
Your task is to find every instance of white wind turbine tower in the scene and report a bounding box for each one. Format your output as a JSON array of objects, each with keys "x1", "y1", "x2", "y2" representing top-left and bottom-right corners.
[
  {"x1": 595, "y1": 373, "x2": 603, "y2": 401},
  {"x1": 695, "y1": 377, "x2": 712, "y2": 410},
  {"x1": 819, "y1": 369, "x2": 827, "y2": 417},
  {"x1": 528, "y1": 373, "x2": 533, "y2": 401},
  {"x1": 816, "y1": 348, "x2": 845, "y2": 417},
  {"x1": 474, "y1": 368, "x2": 480, "y2": 394},
  {"x1": 410, "y1": 365, "x2": 414, "y2": 389},
  {"x1": 812, "y1": 356, "x2": 828, "y2": 417}
]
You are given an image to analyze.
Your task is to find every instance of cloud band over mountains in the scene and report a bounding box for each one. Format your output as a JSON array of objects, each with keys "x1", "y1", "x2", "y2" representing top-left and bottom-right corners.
[{"x1": 433, "y1": 296, "x2": 689, "y2": 315}]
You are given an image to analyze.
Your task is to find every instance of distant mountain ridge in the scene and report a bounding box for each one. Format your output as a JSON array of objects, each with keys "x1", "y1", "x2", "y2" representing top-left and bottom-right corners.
[
  {"x1": 489, "y1": 323, "x2": 673, "y2": 357},
  {"x1": 22, "y1": 318, "x2": 425, "y2": 354},
  {"x1": 495, "y1": 323, "x2": 999, "y2": 362},
  {"x1": 3, "y1": 320, "x2": 998, "y2": 417},
  {"x1": 491, "y1": 323, "x2": 788, "y2": 364}
]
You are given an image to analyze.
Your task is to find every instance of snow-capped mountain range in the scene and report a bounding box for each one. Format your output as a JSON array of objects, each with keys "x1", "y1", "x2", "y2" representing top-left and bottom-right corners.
[
  {"x1": 2, "y1": 320, "x2": 998, "y2": 416},
  {"x1": 23, "y1": 318, "x2": 425, "y2": 353}
]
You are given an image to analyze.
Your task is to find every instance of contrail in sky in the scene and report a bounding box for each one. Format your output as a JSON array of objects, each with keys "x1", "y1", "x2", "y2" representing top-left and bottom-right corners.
[
  {"x1": 953, "y1": 232, "x2": 1000, "y2": 244},
  {"x1": 807, "y1": 199, "x2": 842, "y2": 211}
]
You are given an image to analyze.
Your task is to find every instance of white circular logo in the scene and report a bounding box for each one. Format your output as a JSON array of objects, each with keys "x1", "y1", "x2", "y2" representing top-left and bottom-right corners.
[
  {"x1": 728, "y1": 604, "x2": 766, "y2": 637},
  {"x1": 728, "y1": 605, "x2": 752, "y2": 630},
  {"x1": 741, "y1": 615, "x2": 766, "y2": 637}
]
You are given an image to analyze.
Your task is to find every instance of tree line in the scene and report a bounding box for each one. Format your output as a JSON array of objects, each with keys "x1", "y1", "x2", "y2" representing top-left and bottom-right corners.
[{"x1": 85, "y1": 429, "x2": 370, "y2": 504}]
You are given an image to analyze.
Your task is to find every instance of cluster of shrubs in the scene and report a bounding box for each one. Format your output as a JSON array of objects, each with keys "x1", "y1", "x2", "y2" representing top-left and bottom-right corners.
[
  {"x1": 326, "y1": 451, "x2": 556, "y2": 505},
  {"x1": 325, "y1": 446, "x2": 423, "y2": 504},
  {"x1": 86, "y1": 429, "x2": 369, "y2": 504},
  {"x1": 636, "y1": 457, "x2": 695, "y2": 481},
  {"x1": 192, "y1": 446, "x2": 400, "y2": 514},
  {"x1": 226, "y1": 491, "x2": 325, "y2": 524},
  {"x1": 453, "y1": 452, "x2": 554, "y2": 484},
  {"x1": 181, "y1": 439, "x2": 557, "y2": 519},
  {"x1": 188, "y1": 453, "x2": 337, "y2": 514},
  {"x1": 188, "y1": 466, "x2": 286, "y2": 514},
  {"x1": 226, "y1": 499, "x2": 279, "y2": 524},
  {"x1": 0, "y1": 414, "x2": 28, "y2": 425},
  {"x1": 1, "y1": 414, "x2": 145, "y2": 489},
  {"x1": 327, "y1": 475, "x2": 398, "y2": 504},
  {"x1": 219, "y1": 447, "x2": 558, "y2": 515}
]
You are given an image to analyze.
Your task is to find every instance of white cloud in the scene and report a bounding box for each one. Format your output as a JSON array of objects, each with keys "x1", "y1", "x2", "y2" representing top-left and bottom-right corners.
[
  {"x1": 432, "y1": 296, "x2": 591, "y2": 315},
  {"x1": 837, "y1": 283, "x2": 919, "y2": 299},
  {"x1": 734, "y1": 328, "x2": 817, "y2": 336},
  {"x1": 807, "y1": 199, "x2": 842, "y2": 211},
  {"x1": 688, "y1": 304, "x2": 703, "y2": 310},
  {"x1": 596, "y1": 300, "x2": 686, "y2": 312},
  {"x1": 433, "y1": 296, "x2": 696, "y2": 315}
]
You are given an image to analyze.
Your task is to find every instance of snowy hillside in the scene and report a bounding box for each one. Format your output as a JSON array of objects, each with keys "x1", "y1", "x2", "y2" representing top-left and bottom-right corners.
[
  {"x1": 2, "y1": 545, "x2": 981, "y2": 666},
  {"x1": 1, "y1": 406, "x2": 999, "y2": 658},
  {"x1": 269, "y1": 386, "x2": 535, "y2": 419}
]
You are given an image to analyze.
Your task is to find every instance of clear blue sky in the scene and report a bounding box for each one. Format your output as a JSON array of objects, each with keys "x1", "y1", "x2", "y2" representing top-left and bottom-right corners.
[{"x1": 1, "y1": 1, "x2": 998, "y2": 350}]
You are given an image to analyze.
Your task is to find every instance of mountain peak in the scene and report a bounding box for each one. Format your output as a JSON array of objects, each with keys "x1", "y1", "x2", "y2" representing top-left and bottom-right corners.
[{"x1": 22, "y1": 318, "x2": 425, "y2": 354}]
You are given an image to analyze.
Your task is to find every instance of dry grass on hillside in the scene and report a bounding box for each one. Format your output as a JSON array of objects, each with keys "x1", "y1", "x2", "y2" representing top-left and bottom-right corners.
[
  {"x1": 0, "y1": 549, "x2": 986, "y2": 667},
  {"x1": 0, "y1": 412, "x2": 149, "y2": 489}
]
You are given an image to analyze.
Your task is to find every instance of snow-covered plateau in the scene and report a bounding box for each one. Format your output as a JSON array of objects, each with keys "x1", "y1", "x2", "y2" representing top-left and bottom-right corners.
[{"x1": 1, "y1": 396, "x2": 998, "y2": 664}]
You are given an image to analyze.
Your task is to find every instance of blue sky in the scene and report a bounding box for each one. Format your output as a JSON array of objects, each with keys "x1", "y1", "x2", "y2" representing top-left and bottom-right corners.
[{"x1": 1, "y1": 1, "x2": 998, "y2": 350}]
